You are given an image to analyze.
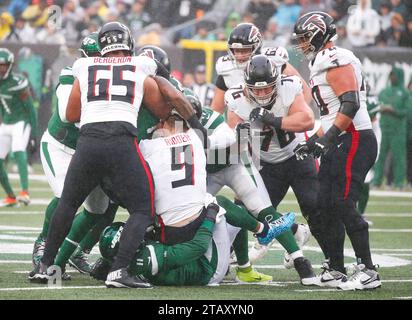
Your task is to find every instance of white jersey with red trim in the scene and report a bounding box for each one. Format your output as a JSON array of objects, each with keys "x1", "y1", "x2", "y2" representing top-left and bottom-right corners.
[
  {"x1": 215, "y1": 47, "x2": 289, "y2": 90},
  {"x1": 309, "y1": 46, "x2": 372, "y2": 132},
  {"x1": 72, "y1": 56, "x2": 157, "y2": 128},
  {"x1": 225, "y1": 75, "x2": 305, "y2": 164},
  {"x1": 139, "y1": 129, "x2": 207, "y2": 226}
]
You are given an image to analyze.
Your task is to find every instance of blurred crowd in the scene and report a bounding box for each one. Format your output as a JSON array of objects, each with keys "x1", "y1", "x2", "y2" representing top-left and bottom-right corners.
[{"x1": 1, "y1": 0, "x2": 412, "y2": 48}]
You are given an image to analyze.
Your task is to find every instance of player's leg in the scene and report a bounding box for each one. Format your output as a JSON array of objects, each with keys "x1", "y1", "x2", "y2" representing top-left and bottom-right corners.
[
  {"x1": 105, "y1": 136, "x2": 154, "y2": 288},
  {"x1": 372, "y1": 130, "x2": 389, "y2": 187},
  {"x1": 392, "y1": 129, "x2": 407, "y2": 189},
  {"x1": 71, "y1": 202, "x2": 118, "y2": 273},
  {"x1": 0, "y1": 124, "x2": 16, "y2": 206},
  {"x1": 32, "y1": 136, "x2": 72, "y2": 266},
  {"x1": 11, "y1": 121, "x2": 31, "y2": 204},
  {"x1": 290, "y1": 155, "x2": 328, "y2": 260},
  {"x1": 31, "y1": 134, "x2": 104, "y2": 281}
]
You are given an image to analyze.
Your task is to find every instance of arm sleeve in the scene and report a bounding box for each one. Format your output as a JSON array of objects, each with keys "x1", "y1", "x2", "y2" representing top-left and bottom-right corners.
[
  {"x1": 208, "y1": 122, "x2": 236, "y2": 150},
  {"x1": 163, "y1": 220, "x2": 214, "y2": 270},
  {"x1": 21, "y1": 90, "x2": 38, "y2": 136},
  {"x1": 215, "y1": 75, "x2": 228, "y2": 91}
]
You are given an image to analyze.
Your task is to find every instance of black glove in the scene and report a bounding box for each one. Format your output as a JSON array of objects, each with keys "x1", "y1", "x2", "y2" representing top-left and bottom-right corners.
[
  {"x1": 235, "y1": 122, "x2": 250, "y2": 144},
  {"x1": 249, "y1": 107, "x2": 282, "y2": 129},
  {"x1": 27, "y1": 136, "x2": 37, "y2": 154},
  {"x1": 205, "y1": 202, "x2": 220, "y2": 223},
  {"x1": 90, "y1": 257, "x2": 112, "y2": 281}
]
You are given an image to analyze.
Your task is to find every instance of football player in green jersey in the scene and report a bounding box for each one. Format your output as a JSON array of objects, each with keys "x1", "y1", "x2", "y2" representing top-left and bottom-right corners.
[{"x1": 0, "y1": 48, "x2": 37, "y2": 207}]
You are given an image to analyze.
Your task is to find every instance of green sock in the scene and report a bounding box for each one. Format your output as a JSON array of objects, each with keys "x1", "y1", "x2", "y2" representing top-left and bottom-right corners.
[
  {"x1": 216, "y1": 196, "x2": 260, "y2": 232},
  {"x1": 258, "y1": 207, "x2": 299, "y2": 254},
  {"x1": 0, "y1": 159, "x2": 15, "y2": 197},
  {"x1": 358, "y1": 183, "x2": 370, "y2": 214},
  {"x1": 79, "y1": 203, "x2": 118, "y2": 253},
  {"x1": 14, "y1": 151, "x2": 29, "y2": 191},
  {"x1": 232, "y1": 228, "x2": 250, "y2": 266},
  {"x1": 54, "y1": 209, "x2": 101, "y2": 267},
  {"x1": 39, "y1": 197, "x2": 59, "y2": 239}
]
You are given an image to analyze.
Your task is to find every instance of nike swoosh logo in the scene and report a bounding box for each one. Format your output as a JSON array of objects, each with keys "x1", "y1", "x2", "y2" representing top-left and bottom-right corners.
[
  {"x1": 360, "y1": 278, "x2": 376, "y2": 285},
  {"x1": 320, "y1": 277, "x2": 336, "y2": 283}
]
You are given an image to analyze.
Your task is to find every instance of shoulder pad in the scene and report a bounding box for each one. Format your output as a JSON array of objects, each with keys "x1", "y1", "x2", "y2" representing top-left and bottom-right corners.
[
  {"x1": 216, "y1": 55, "x2": 237, "y2": 75},
  {"x1": 134, "y1": 56, "x2": 157, "y2": 76},
  {"x1": 72, "y1": 58, "x2": 87, "y2": 78},
  {"x1": 8, "y1": 73, "x2": 29, "y2": 92},
  {"x1": 169, "y1": 76, "x2": 184, "y2": 92},
  {"x1": 277, "y1": 75, "x2": 302, "y2": 106},
  {"x1": 262, "y1": 46, "x2": 289, "y2": 67},
  {"x1": 225, "y1": 84, "x2": 252, "y2": 120},
  {"x1": 311, "y1": 46, "x2": 359, "y2": 74},
  {"x1": 59, "y1": 66, "x2": 74, "y2": 85}
]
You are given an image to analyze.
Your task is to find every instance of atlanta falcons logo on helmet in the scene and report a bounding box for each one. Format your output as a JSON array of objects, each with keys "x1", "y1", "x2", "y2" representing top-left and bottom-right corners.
[
  {"x1": 302, "y1": 13, "x2": 327, "y2": 34},
  {"x1": 248, "y1": 26, "x2": 261, "y2": 43},
  {"x1": 139, "y1": 49, "x2": 155, "y2": 59}
]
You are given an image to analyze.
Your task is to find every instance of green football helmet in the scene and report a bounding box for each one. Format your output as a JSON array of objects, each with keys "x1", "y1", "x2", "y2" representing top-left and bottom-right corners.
[
  {"x1": 79, "y1": 32, "x2": 101, "y2": 58},
  {"x1": 0, "y1": 48, "x2": 14, "y2": 80},
  {"x1": 99, "y1": 222, "x2": 125, "y2": 261},
  {"x1": 183, "y1": 88, "x2": 202, "y2": 119}
]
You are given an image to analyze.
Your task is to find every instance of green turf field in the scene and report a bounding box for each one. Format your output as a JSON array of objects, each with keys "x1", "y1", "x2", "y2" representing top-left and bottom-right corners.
[{"x1": 1, "y1": 167, "x2": 412, "y2": 300}]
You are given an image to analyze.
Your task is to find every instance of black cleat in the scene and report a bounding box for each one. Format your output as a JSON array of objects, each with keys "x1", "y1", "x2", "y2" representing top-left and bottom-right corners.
[
  {"x1": 294, "y1": 257, "x2": 319, "y2": 286},
  {"x1": 69, "y1": 248, "x2": 92, "y2": 274},
  {"x1": 105, "y1": 268, "x2": 152, "y2": 289},
  {"x1": 90, "y1": 257, "x2": 112, "y2": 281}
]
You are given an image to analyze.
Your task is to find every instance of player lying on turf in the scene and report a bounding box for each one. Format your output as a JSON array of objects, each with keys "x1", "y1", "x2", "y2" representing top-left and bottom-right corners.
[{"x1": 91, "y1": 197, "x2": 295, "y2": 286}]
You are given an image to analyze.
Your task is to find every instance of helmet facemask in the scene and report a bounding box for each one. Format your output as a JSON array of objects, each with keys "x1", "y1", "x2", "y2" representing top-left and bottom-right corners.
[
  {"x1": 292, "y1": 30, "x2": 318, "y2": 61},
  {"x1": 246, "y1": 80, "x2": 278, "y2": 107},
  {"x1": 228, "y1": 44, "x2": 259, "y2": 69}
]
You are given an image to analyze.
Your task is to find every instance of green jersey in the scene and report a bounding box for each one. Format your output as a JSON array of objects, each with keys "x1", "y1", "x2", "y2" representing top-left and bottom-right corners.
[
  {"x1": 129, "y1": 220, "x2": 217, "y2": 286},
  {"x1": 0, "y1": 72, "x2": 37, "y2": 135},
  {"x1": 137, "y1": 76, "x2": 184, "y2": 141},
  {"x1": 47, "y1": 67, "x2": 79, "y2": 150},
  {"x1": 366, "y1": 94, "x2": 380, "y2": 121}
]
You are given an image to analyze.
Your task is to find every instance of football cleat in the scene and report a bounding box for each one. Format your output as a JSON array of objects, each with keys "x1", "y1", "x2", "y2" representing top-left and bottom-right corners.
[
  {"x1": 28, "y1": 261, "x2": 49, "y2": 283},
  {"x1": 249, "y1": 242, "x2": 270, "y2": 264},
  {"x1": 91, "y1": 257, "x2": 112, "y2": 281},
  {"x1": 32, "y1": 236, "x2": 45, "y2": 267},
  {"x1": 294, "y1": 256, "x2": 319, "y2": 286},
  {"x1": 69, "y1": 248, "x2": 93, "y2": 274},
  {"x1": 283, "y1": 223, "x2": 311, "y2": 269},
  {"x1": 17, "y1": 191, "x2": 30, "y2": 206},
  {"x1": 257, "y1": 212, "x2": 295, "y2": 246},
  {"x1": 338, "y1": 264, "x2": 381, "y2": 291},
  {"x1": 0, "y1": 196, "x2": 18, "y2": 207},
  {"x1": 318, "y1": 262, "x2": 347, "y2": 288},
  {"x1": 235, "y1": 267, "x2": 272, "y2": 283},
  {"x1": 105, "y1": 268, "x2": 153, "y2": 289}
]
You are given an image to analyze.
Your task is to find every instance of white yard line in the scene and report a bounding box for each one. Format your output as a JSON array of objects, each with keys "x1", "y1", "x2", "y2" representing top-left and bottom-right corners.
[
  {"x1": 369, "y1": 229, "x2": 412, "y2": 232},
  {"x1": 393, "y1": 297, "x2": 412, "y2": 300},
  {"x1": 0, "y1": 226, "x2": 41, "y2": 231},
  {"x1": 0, "y1": 286, "x2": 105, "y2": 292}
]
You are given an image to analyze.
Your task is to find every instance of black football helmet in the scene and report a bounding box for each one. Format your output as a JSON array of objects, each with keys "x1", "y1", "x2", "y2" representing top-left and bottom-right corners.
[
  {"x1": 292, "y1": 11, "x2": 337, "y2": 60},
  {"x1": 228, "y1": 23, "x2": 262, "y2": 68},
  {"x1": 98, "y1": 22, "x2": 134, "y2": 56},
  {"x1": 136, "y1": 45, "x2": 171, "y2": 72},
  {"x1": 244, "y1": 54, "x2": 279, "y2": 107}
]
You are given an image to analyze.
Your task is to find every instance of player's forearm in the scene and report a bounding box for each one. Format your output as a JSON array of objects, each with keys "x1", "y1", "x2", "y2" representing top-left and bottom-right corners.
[
  {"x1": 208, "y1": 123, "x2": 236, "y2": 149},
  {"x1": 25, "y1": 98, "x2": 38, "y2": 136},
  {"x1": 281, "y1": 111, "x2": 314, "y2": 132},
  {"x1": 152, "y1": 76, "x2": 195, "y2": 120},
  {"x1": 164, "y1": 221, "x2": 214, "y2": 269}
]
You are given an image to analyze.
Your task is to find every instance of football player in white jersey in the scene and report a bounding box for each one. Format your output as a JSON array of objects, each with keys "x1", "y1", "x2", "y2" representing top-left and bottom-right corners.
[
  {"x1": 30, "y1": 22, "x2": 200, "y2": 289},
  {"x1": 225, "y1": 54, "x2": 329, "y2": 269},
  {"x1": 293, "y1": 12, "x2": 381, "y2": 290},
  {"x1": 210, "y1": 22, "x2": 312, "y2": 114}
]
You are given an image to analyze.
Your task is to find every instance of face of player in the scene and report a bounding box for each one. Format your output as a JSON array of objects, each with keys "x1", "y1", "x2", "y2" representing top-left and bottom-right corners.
[
  {"x1": 194, "y1": 71, "x2": 206, "y2": 85},
  {"x1": 250, "y1": 84, "x2": 276, "y2": 106},
  {"x1": 0, "y1": 64, "x2": 10, "y2": 79},
  {"x1": 232, "y1": 48, "x2": 253, "y2": 65},
  {"x1": 293, "y1": 32, "x2": 315, "y2": 60}
]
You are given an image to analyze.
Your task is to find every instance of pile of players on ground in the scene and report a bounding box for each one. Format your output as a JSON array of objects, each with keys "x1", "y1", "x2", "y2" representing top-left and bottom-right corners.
[{"x1": 9, "y1": 11, "x2": 381, "y2": 291}]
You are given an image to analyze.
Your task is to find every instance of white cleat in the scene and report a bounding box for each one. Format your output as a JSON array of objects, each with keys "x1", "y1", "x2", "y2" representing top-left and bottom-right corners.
[
  {"x1": 249, "y1": 241, "x2": 271, "y2": 264},
  {"x1": 338, "y1": 264, "x2": 381, "y2": 291},
  {"x1": 318, "y1": 262, "x2": 347, "y2": 288},
  {"x1": 283, "y1": 224, "x2": 311, "y2": 269}
]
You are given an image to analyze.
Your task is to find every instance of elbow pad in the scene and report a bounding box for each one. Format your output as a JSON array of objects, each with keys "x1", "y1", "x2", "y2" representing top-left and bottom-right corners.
[{"x1": 338, "y1": 91, "x2": 360, "y2": 119}]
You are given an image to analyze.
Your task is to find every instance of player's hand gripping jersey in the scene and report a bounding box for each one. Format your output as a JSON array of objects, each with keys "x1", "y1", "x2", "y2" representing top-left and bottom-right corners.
[
  {"x1": 309, "y1": 46, "x2": 372, "y2": 132},
  {"x1": 225, "y1": 76, "x2": 305, "y2": 164},
  {"x1": 139, "y1": 129, "x2": 207, "y2": 226},
  {"x1": 72, "y1": 56, "x2": 157, "y2": 128}
]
